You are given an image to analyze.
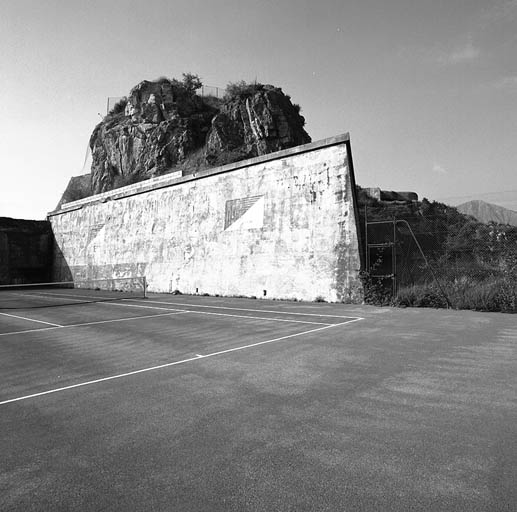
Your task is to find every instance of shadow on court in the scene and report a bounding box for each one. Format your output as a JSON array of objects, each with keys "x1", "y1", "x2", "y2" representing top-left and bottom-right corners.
[{"x1": 1, "y1": 295, "x2": 516, "y2": 511}]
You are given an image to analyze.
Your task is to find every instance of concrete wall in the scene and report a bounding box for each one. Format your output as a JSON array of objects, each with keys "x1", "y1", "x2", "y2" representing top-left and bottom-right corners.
[
  {"x1": 0, "y1": 218, "x2": 52, "y2": 284},
  {"x1": 49, "y1": 134, "x2": 363, "y2": 302}
]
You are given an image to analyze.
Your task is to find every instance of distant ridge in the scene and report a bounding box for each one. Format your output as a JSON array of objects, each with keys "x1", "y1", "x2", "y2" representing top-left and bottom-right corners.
[{"x1": 457, "y1": 199, "x2": 517, "y2": 226}]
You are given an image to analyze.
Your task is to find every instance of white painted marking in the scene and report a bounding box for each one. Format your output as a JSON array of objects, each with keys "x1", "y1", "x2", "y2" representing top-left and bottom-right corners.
[
  {"x1": 0, "y1": 317, "x2": 363, "y2": 406},
  {"x1": 14, "y1": 294, "x2": 335, "y2": 326},
  {"x1": 0, "y1": 311, "x2": 63, "y2": 327},
  {"x1": 0, "y1": 355, "x2": 201, "y2": 405},
  {"x1": 131, "y1": 298, "x2": 360, "y2": 319},
  {"x1": 105, "y1": 301, "x2": 335, "y2": 324},
  {"x1": 64, "y1": 310, "x2": 188, "y2": 328},
  {"x1": 186, "y1": 309, "x2": 332, "y2": 325},
  {"x1": 0, "y1": 311, "x2": 188, "y2": 337},
  {"x1": 0, "y1": 326, "x2": 59, "y2": 337},
  {"x1": 226, "y1": 196, "x2": 264, "y2": 231}
]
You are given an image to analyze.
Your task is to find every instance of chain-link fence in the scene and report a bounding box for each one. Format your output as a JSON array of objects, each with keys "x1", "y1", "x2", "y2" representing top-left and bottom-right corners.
[
  {"x1": 197, "y1": 85, "x2": 226, "y2": 98},
  {"x1": 106, "y1": 85, "x2": 227, "y2": 114},
  {"x1": 361, "y1": 205, "x2": 517, "y2": 312}
]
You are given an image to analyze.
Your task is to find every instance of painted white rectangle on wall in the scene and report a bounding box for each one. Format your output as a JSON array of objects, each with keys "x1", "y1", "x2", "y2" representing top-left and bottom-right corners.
[{"x1": 225, "y1": 196, "x2": 264, "y2": 231}]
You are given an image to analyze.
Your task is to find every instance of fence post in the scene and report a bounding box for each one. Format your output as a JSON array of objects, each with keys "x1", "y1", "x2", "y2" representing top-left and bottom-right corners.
[
  {"x1": 393, "y1": 218, "x2": 397, "y2": 296},
  {"x1": 365, "y1": 206, "x2": 369, "y2": 270}
]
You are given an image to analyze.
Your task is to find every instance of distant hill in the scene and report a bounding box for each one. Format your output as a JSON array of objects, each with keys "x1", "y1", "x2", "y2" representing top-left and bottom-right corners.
[{"x1": 457, "y1": 200, "x2": 517, "y2": 226}]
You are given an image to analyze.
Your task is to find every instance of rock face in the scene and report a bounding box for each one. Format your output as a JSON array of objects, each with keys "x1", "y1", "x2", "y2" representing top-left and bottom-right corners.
[
  {"x1": 89, "y1": 78, "x2": 311, "y2": 194},
  {"x1": 205, "y1": 85, "x2": 310, "y2": 166},
  {"x1": 55, "y1": 174, "x2": 92, "y2": 209}
]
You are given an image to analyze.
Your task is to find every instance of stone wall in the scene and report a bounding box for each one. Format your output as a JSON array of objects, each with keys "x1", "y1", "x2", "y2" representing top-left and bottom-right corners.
[
  {"x1": 49, "y1": 134, "x2": 363, "y2": 302},
  {"x1": 0, "y1": 218, "x2": 52, "y2": 284}
]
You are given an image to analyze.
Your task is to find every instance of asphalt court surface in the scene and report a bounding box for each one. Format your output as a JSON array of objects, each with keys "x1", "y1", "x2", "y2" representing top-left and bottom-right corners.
[
  {"x1": 0, "y1": 295, "x2": 358, "y2": 404},
  {"x1": 1, "y1": 294, "x2": 516, "y2": 511}
]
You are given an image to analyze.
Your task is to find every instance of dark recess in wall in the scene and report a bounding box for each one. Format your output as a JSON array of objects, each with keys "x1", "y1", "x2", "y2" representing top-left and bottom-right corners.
[{"x1": 0, "y1": 217, "x2": 53, "y2": 284}]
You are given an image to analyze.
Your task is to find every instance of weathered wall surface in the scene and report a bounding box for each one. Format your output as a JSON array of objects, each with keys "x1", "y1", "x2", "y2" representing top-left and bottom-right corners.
[
  {"x1": 0, "y1": 218, "x2": 52, "y2": 284},
  {"x1": 49, "y1": 134, "x2": 362, "y2": 302}
]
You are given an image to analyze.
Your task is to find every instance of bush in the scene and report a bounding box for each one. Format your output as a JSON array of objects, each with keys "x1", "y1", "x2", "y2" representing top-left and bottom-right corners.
[
  {"x1": 224, "y1": 80, "x2": 264, "y2": 101},
  {"x1": 359, "y1": 253, "x2": 394, "y2": 306},
  {"x1": 157, "y1": 73, "x2": 203, "y2": 97},
  {"x1": 395, "y1": 274, "x2": 516, "y2": 313},
  {"x1": 360, "y1": 272, "x2": 394, "y2": 306},
  {"x1": 108, "y1": 97, "x2": 128, "y2": 116},
  {"x1": 395, "y1": 284, "x2": 448, "y2": 309},
  {"x1": 180, "y1": 73, "x2": 202, "y2": 95}
]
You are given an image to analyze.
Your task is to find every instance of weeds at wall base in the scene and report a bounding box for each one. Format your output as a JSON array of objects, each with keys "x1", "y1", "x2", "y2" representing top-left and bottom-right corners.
[{"x1": 361, "y1": 279, "x2": 516, "y2": 313}]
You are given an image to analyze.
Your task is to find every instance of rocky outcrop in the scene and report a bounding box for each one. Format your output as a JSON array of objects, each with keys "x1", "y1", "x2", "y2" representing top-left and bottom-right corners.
[
  {"x1": 205, "y1": 85, "x2": 310, "y2": 166},
  {"x1": 89, "y1": 79, "x2": 216, "y2": 193},
  {"x1": 55, "y1": 174, "x2": 92, "y2": 209},
  {"x1": 88, "y1": 78, "x2": 310, "y2": 194}
]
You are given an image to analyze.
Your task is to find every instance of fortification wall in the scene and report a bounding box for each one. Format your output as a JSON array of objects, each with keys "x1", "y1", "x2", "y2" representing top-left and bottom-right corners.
[{"x1": 49, "y1": 134, "x2": 363, "y2": 302}]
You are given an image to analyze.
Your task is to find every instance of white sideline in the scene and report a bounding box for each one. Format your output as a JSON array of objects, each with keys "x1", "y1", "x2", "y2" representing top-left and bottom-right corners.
[
  {"x1": 1, "y1": 294, "x2": 341, "y2": 332},
  {"x1": 0, "y1": 317, "x2": 363, "y2": 406},
  {"x1": 136, "y1": 298, "x2": 358, "y2": 319},
  {"x1": 180, "y1": 309, "x2": 331, "y2": 325},
  {"x1": 0, "y1": 310, "x2": 188, "y2": 337},
  {"x1": 0, "y1": 311, "x2": 63, "y2": 327},
  {"x1": 8, "y1": 288, "x2": 357, "y2": 319}
]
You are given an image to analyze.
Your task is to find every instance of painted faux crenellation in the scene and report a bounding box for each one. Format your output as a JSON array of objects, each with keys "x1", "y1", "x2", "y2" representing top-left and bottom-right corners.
[{"x1": 49, "y1": 134, "x2": 362, "y2": 302}]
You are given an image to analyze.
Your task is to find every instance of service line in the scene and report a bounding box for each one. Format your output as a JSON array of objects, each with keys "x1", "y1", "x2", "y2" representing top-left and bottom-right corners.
[{"x1": 0, "y1": 317, "x2": 363, "y2": 406}]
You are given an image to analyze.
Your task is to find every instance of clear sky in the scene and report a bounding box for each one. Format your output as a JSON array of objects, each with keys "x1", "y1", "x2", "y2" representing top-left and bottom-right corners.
[{"x1": 1, "y1": 0, "x2": 516, "y2": 219}]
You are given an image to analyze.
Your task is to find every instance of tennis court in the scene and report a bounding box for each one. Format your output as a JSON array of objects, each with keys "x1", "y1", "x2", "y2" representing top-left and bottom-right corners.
[{"x1": 1, "y1": 288, "x2": 516, "y2": 511}]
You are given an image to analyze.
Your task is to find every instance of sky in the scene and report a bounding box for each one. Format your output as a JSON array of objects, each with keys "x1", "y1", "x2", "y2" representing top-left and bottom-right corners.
[{"x1": 1, "y1": 0, "x2": 516, "y2": 220}]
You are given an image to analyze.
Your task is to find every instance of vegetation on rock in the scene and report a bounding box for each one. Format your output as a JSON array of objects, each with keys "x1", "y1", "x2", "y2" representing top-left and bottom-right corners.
[{"x1": 87, "y1": 75, "x2": 310, "y2": 194}]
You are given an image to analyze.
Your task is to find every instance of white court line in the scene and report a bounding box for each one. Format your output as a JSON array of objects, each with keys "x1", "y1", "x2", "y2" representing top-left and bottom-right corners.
[
  {"x1": 0, "y1": 317, "x2": 363, "y2": 406},
  {"x1": 102, "y1": 300, "x2": 332, "y2": 325},
  {"x1": 183, "y1": 309, "x2": 331, "y2": 325},
  {"x1": 5, "y1": 291, "x2": 336, "y2": 326},
  {"x1": 6, "y1": 289, "x2": 361, "y2": 323},
  {"x1": 4, "y1": 288, "x2": 358, "y2": 321},
  {"x1": 65, "y1": 310, "x2": 188, "y2": 328},
  {"x1": 0, "y1": 310, "x2": 188, "y2": 337},
  {"x1": 132, "y1": 298, "x2": 359, "y2": 319},
  {"x1": 0, "y1": 311, "x2": 63, "y2": 327},
  {"x1": 0, "y1": 299, "x2": 332, "y2": 337}
]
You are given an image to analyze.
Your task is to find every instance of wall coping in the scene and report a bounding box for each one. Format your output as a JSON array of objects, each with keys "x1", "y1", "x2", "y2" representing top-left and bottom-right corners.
[{"x1": 48, "y1": 133, "x2": 350, "y2": 217}]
